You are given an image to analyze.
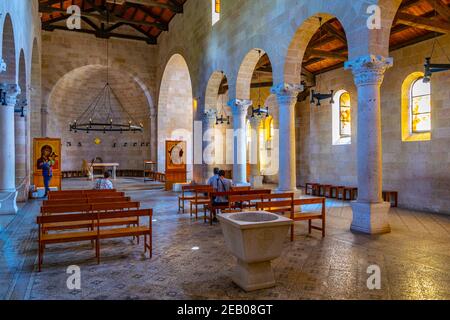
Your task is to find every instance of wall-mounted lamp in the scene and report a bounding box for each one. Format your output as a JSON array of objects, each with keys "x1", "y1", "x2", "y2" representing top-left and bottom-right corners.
[{"x1": 310, "y1": 90, "x2": 334, "y2": 107}]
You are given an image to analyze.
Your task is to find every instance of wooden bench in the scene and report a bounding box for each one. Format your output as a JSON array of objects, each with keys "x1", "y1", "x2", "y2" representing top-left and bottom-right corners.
[
  {"x1": 43, "y1": 196, "x2": 131, "y2": 207},
  {"x1": 48, "y1": 192, "x2": 125, "y2": 200},
  {"x1": 40, "y1": 202, "x2": 140, "y2": 215},
  {"x1": 178, "y1": 185, "x2": 210, "y2": 213},
  {"x1": 257, "y1": 196, "x2": 326, "y2": 241},
  {"x1": 37, "y1": 209, "x2": 153, "y2": 271},
  {"x1": 189, "y1": 186, "x2": 214, "y2": 220},
  {"x1": 230, "y1": 186, "x2": 252, "y2": 192}
]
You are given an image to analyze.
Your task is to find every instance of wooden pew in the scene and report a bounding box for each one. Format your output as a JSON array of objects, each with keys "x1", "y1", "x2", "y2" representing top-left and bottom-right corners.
[
  {"x1": 43, "y1": 197, "x2": 131, "y2": 207},
  {"x1": 256, "y1": 196, "x2": 326, "y2": 241},
  {"x1": 40, "y1": 202, "x2": 141, "y2": 233},
  {"x1": 48, "y1": 192, "x2": 125, "y2": 200},
  {"x1": 178, "y1": 185, "x2": 210, "y2": 213},
  {"x1": 189, "y1": 186, "x2": 214, "y2": 220},
  {"x1": 37, "y1": 209, "x2": 153, "y2": 271}
]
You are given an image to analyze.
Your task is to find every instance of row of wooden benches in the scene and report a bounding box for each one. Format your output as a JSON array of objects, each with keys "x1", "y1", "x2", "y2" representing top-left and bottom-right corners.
[
  {"x1": 37, "y1": 190, "x2": 152, "y2": 272},
  {"x1": 177, "y1": 185, "x2": 326, "y2": 240},
  {"x1": 305, "y1": 183, "x2": 398, "y2": 207}
]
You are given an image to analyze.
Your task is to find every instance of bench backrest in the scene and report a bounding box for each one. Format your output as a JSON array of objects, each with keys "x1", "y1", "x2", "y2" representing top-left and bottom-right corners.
[
  {"x1": 48, "y1": 189, "x2": 117, "y2": 195},
  {"x1": 40, "y1": 202, "x2": 140, "y2": 215},
  {"x1": 48, "y1": 192, "x2": 125, "y2": 200},
  {"x1": 256, "y1": 200, "x2": 294, "y2": 214},
  {"x1": 228, "y1": 194, "x2": 266, "y2": 204},
  {"x1": 90, "y1": 202, "x2": 140, "y2": 212},
  {"x1": 231, "y1": 186, "x2": 252, "y2": 192},
  {"x1": 43, "y1": 197, "x2": 131, "y2": 207},
  {"x1": 261, "y1": 193, "x2": 295, "y2": 201},
  {"x1": 37, "y1": 209, "x2": 152, "y2": 225}
]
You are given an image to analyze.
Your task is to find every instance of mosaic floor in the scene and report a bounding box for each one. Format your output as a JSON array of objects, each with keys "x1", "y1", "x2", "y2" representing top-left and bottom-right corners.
[{"x1": 1, "y1": 179, "x2": 450, "y2": 300}]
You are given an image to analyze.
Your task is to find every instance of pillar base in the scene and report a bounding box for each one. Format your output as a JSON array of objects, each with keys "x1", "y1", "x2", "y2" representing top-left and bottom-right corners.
[
  {"x1": 250, "y1": 176, "x2": 264, "y2": 189},
  {"x1": 350, "y1": 201, "x2": 391, "y2": 235},
  {"x1": 0, "y1": 191, "x2": 18, "y2": 215}
]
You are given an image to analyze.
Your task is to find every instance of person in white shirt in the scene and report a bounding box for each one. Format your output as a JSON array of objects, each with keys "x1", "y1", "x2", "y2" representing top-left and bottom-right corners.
[{"x1": 94, "y1": 171, "x2": 114, "y2": 190}]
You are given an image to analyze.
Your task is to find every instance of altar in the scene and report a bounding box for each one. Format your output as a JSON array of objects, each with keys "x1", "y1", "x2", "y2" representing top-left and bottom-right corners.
[{"x1": 90, "y1": 163, "x2": 119, "y2": 181}]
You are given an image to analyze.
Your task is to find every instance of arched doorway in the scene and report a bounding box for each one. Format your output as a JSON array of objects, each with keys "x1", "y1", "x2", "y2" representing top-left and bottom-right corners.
[
  {"x1": 158, "y1": 54, "x2": 193, "y2": 180},
  {"x1": 47, "y1": 65, "x2": 152, "y2": 174}
]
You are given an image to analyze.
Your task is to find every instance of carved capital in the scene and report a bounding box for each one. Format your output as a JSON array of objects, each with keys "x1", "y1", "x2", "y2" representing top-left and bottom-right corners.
[
  {"x1": 0, "y1": 83, "x2": 21, "y2": 106},
  {"x1": 203, "y1": 109, "x2": 217, "y2": 126},
  {"x1": 228, "y1": 99, "x2": 252, "y2": 116},
  {"x1": 345, "y1": 55, "x2": 393, "y2": 86},
  {"x1": 0, "y1": 58, "x2": 6, "y2": 74},
  {"x1": 271, "y1": 83, "x2": 304, "y2": 106}
]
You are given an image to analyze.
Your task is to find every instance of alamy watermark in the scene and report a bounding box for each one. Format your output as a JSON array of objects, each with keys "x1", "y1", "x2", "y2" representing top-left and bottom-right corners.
[
  {"x1": 66, "y1": 265, "x2": 81, "y2": 290},
  {"x1": 367, "y1": 265, "x2": 381, "y2": 290}
]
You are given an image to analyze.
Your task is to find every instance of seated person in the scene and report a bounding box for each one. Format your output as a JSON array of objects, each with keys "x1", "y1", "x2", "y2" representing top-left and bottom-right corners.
[
  {"x1": 207, "y1": 167, "x2": 220, "y2": 190},
  {"x1": 213, "y1": 170, "x2": 233, "y2": 205},
  {"x1": 94, "y1": 171, "x2": 114, "y2": 190}
]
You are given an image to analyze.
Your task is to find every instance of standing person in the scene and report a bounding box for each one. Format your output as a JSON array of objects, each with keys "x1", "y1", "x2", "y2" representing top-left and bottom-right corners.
[
  {"x1": 207, "y1": 168, "x2": 220, "y2": 190},
  {"x1": 39, "y1": 157, "x2": 55, "y2": 198},
  {"x1": 94, "y1": 171, "x2": 114, "y2": 190}
]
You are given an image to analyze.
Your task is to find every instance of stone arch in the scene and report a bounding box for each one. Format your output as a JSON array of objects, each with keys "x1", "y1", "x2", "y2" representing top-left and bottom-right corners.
[
  {"x1": 0, "y1": 13, "x2": 16, "y2": 83},
  {"x1": 236, "y1": 48, "x2": 269, "y2": 100},
  {"x1": 205, "y1": 71, "x2": 228, "y2": 112},
  {"x1": 47, "y1": 64, "x2": 152, "y2": 172},
  {"x1": 377, "y1": 0, "x2": 403, "y2": 54},
  {"x1": 284, "y1": 13, "x2": 344, "y2": 85},
  {"x1": 157, "y1": 54, "x2": 194, "y2": 179}
]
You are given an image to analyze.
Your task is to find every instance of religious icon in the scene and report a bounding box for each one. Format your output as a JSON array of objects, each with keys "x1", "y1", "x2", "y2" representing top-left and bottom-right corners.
[{"x1": 166, "y1": 141, "x2": 187, "y2": 171}]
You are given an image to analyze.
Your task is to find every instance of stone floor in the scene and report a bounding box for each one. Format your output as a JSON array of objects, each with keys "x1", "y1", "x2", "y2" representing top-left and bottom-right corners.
[{"x1": 1, "y1": 178, "x2": 450, "y2": 300}]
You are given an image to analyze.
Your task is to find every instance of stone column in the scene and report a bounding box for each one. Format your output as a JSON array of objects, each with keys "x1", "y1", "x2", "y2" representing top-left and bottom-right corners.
[
  {"x1": 202, "y1": 109, "x2": 217, "y2": 182},
  {"x1": 0, "y1": 83, "x2": 20, "y2": 214},
  {"x1": 228, "y1": 99, "x2": 252, "y2": 186},
  {"x1": 271, "y1": 83, "x2": 303, "y2": 192},
  {"x1": 345, "y1": 55, "x2": 393, "y2": 235},
  {"x1": 15, "y1": 111, "x2": 27, "y2": 202},
  {"x1": 249, "y1": 115, "x2": 264, "y2": 188}
]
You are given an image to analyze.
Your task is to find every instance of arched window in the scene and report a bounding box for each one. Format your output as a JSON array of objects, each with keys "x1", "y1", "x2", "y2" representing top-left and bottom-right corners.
[
  {"x1": 212, "y1": 0, "x2": 221, "y2": 26},
  {"x1": 401, "y1": 72, "x2": 431, "y2": 142},
  {"x1": 332, "y1": 90, "x2": 351, "y2": 145},
  {"x1": 410, "y1": 78, "x2": 431, "y2": 134}
]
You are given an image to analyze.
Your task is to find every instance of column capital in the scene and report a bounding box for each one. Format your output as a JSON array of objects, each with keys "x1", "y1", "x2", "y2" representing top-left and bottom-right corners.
[
  {"x1": 271, "y1": 83, "x2": 304, "y2": 97},
  {"x1": 345, "y1": 55, "x2": 393, "y2": 86},
  {"x1": 0, "y1": 59, "x2": 6, "y2": 73},
  {"x1": 0, "y1": 83, "x2": 21, "y2": 106},
  {"x1": 203, "y1": 109, "x2": 217, "y2": 127},
  {"x1": 228, "y1": 99, "x2": 252, "y2": 116}
]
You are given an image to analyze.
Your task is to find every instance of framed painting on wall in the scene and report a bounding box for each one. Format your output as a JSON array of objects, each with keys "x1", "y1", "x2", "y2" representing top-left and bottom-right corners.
[
  {"x1": 33, "y1": 138, "x2": 62, "y2": 190},
  {"x1": 165, "y1": 140, "x2": 187, "y2": 190}
]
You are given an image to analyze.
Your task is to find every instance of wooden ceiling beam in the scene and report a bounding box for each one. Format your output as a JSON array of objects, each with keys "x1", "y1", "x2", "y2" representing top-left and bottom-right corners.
[
  {"x1": 123, "y1": 0, "x2": 183, "y2": 13},
  {"x1": 42, "y1": 23, "x2": 157, "y2": 44},
  {"x1": 396, "y1": 12, "x2": 450, "y2": 34},
  {"x1": 305, "y1": 49, "x2": 347, "y2": 61},
  {"x1": 40, "y1": 4, "x2": 167, "y2": 30},
  {"x1": 425, "y1": 0, "x2": 450, "y2": 21}
]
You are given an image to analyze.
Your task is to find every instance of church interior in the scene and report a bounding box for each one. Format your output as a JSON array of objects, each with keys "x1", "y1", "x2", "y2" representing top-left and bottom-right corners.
[{"x1": 1, "y1": 0, "x2": 450, "y2": 300}]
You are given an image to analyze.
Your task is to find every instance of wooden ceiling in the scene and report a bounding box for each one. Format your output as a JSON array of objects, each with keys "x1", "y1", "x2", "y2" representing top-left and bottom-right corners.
[
  {"x1": 39, "y1": 0, "x2": 187, "y2": 44},
  {"x1": 303, "y1": 0, "x2": 450, "y2": 76}
]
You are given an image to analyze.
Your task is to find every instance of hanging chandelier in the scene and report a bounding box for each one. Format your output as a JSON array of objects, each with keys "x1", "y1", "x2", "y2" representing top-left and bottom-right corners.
[
  {"x1": 423, "y1": 1, "x2": 450, "y2": 83},
  {"x1": 310, "y1": 17, "x2": 334, "y2": 107},
  {"x1": 69, "y1": 10, "x2": 143, "y2": 134},
  {"x1": 251, "y1": 50, "x2": 269, "y2": 118},
  {"x1": 216, "y1": 72, "x2": 230, "y2": 125}
]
